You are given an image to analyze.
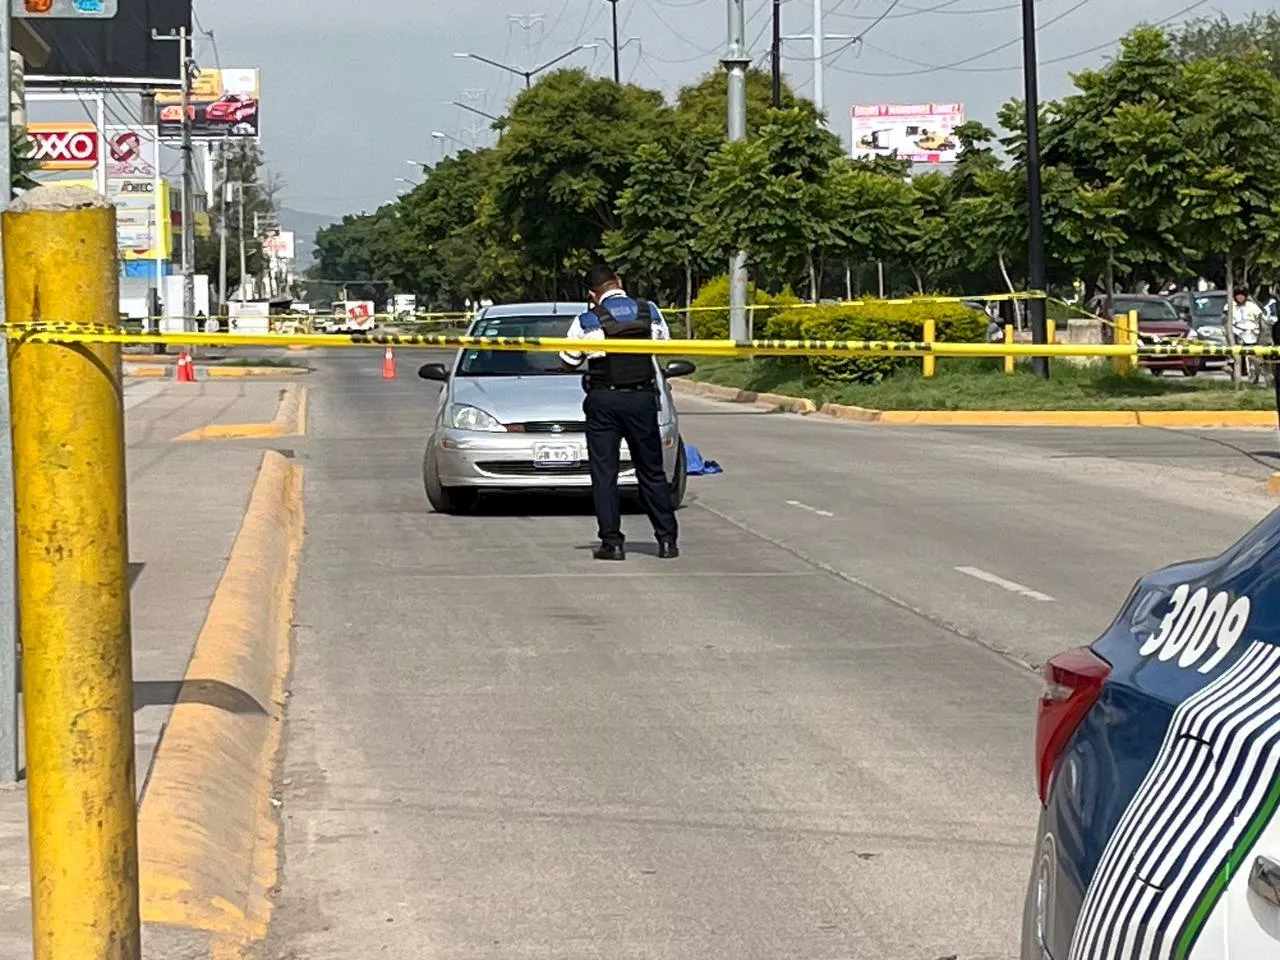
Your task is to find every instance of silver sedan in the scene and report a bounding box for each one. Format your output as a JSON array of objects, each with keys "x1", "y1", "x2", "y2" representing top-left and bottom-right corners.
[{"x1": 418, "y1": 302, "x2": 694, "y2": 514}]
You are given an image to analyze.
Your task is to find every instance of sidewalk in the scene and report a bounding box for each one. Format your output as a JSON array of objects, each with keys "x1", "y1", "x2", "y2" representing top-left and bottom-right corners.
[{"x1": 0, "y1": 378, "x2": 287, "y2": 958}]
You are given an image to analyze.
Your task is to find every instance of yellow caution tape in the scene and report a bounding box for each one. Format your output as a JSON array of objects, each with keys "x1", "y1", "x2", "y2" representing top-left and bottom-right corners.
[{"x1": 10, "y1": 322, "x2": 1280, "y2": 359}]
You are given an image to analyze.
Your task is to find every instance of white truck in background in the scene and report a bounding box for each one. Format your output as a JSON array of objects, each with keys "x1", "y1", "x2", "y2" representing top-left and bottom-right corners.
[
  {"x1": 391, "y1": 294, "x2": 417, "y2": 322},
  {"x1": 326, "y1": 299, "x2": 378, "y2": 334}
]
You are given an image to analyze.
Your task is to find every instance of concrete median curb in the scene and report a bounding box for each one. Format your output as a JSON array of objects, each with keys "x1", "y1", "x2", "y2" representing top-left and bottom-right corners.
[
  {"x1": 671, "y1": 378, "x2": 817, "y2": 414},
  {"x1": 208, "y1": 366, "x2": 309, "y2": 378},
  {"x1": 137, "y1": 450, "x2": 304, "y2": 947},
  {"x1": 674, "y1": 379, "x2": 1278, "y2": 428},
  {"x1": 174, "y1": 385, "x2": 309, "y2": 442}
]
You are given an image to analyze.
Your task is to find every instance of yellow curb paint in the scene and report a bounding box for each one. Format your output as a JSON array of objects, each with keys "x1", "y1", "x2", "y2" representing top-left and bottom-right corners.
[
  {"x1": 670, "y1": 378, "x2": 815, "y2": 413},
  {"x1": 1135, "y1": 410, "x2": 1277, "y2": 428},
  {"x1": 1270, "y1": 473, "x2": 1280, "y2": 497},
  {"x1": 818, "y1": 402, "x2": 882, "y2": 422},
  {"x1": 123, "y1": 366, "x2": 166, "y2": 379},
  {"x1": 877, "y1": 410, "x2": 1140, "y2": 427},
  {"x1": 137, "y1": 450, "x2": 303, "y2": 945},
  {"x1": 173, "y1": 385, "x2": 307, "y2": 442},
  {"x1": 207, "y1": 366, "x2": 308, "y2": 378}
]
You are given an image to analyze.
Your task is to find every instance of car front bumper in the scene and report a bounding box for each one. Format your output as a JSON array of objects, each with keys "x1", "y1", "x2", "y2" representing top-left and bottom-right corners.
[{"x1": 430, "y1": 426, "x2": 679, "y2": 489}]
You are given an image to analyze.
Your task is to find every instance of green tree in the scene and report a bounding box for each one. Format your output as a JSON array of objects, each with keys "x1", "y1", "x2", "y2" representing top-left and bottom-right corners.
[
  {"x1": 1171, "y1": 12, "x2": 1280, "y2": 77},
  {"x1": 489, "y1": 68, "x2": 667, "y2": 297},
  {"x1": 197, "y1": 142, "x2": 278, "y2": 303}
]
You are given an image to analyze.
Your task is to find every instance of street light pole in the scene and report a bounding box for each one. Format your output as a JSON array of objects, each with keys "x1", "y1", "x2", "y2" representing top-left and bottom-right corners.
[
  {"x1": 453, "y1": 45, "x2": 597, "y2": 93},
  {"x1": 608, "y1": 0, "x2": 620, "y2": 82},
  {"x1": 1021, "y1": 0, "x2": 1049, "y2": 378},
  {"x1": 724, "y1": 0, "x2": 750, "y2": 342},
  {"x1": 771, "y1": 0, "x2": 782, "y2": 108}
]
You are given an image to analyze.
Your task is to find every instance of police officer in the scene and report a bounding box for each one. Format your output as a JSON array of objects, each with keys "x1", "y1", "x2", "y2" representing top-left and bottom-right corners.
[{"x1": 561, "y1": 265, "x2": 679, "y2": 561}]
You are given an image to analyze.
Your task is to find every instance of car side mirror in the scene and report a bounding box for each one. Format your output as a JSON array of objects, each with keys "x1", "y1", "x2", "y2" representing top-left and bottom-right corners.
[
  {"x1": 664, "y1": 359, "x2": 696, "y2": 379},
  {"x1": 418, "y1": 362, "x2": 449, "y2": 382}
]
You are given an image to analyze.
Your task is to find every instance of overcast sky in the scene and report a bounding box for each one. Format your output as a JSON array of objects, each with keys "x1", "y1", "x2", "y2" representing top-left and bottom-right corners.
[{"x1": 198, "y1": 0, "x2": 1265, "y2": 217}]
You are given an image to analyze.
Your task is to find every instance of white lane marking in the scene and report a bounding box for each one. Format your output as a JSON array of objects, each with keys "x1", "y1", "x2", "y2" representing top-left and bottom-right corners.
[
  {"x1": 124, "y1": 382, "x2": 166, "y2": 410},
  {"x1": 785, "y1": 499, "x2": 834, "y2": 518},
  {"x1": 954, "y1": 565, "x2": 1056, "y2": 602}
]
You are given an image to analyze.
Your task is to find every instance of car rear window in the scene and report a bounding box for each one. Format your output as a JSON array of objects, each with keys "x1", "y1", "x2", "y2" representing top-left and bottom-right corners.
[
  {"x1": 1113, "y1": 299, "x2": 1179, "y2": 322},
  {"x1": 458, "y1": 316, "x2": 575, "y2": 377},
  {"x1": 1191, "y1": 294, "x2": 1226, "y2": 320}
]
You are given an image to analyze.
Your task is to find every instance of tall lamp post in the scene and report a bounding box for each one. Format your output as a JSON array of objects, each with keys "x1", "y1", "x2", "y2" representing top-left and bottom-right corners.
[
  {"x1": 1021, "y1": 0, "x2": 1049, "y2": 378},
  {"x1": 452, "y1": 44, "x2": 598, "y2": 90}
]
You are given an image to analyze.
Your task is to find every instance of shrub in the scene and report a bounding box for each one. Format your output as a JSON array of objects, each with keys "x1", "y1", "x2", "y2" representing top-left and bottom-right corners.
[
  {"x1": 776, "y1": 299, "x2": 987, "y2": 383},
  {"x1": 687, "y1": 275, "x2": 801, "y2": 339}
]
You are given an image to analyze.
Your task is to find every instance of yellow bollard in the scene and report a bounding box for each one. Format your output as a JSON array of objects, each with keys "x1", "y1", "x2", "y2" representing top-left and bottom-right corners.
[
  {"x1": 1047, "y1": 318, "x2": 1056, "y2": 345},
  {"x1": 1003, "y1": 321, "x2": 1015, "y2": 374},
  {"x1": 1112, "y1": 309, "x2": 1137, "y2": 376},
  {"x1": 4, "y1": 187, "x2": 140, "y2": 960},
  {"x1": 922, "y1": 318, "x2": 936, "y2": 378}
]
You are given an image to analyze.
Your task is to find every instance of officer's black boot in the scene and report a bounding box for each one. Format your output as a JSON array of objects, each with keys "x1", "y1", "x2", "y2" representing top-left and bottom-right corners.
[{"x1": 593, "y1": 543, "x2": 626, "y2": 561}]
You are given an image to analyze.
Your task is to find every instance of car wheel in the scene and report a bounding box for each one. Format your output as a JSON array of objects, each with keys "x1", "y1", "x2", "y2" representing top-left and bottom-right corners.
[
  {"x1": 1181, "y1": 365, "x2": 1198, "y2": 378},
  {"x1": 423, "y1": 446, "x2": 478, "y2": 514},
  {"x1": 669, "y1": 438, "x2": 687, "y2": 509}
]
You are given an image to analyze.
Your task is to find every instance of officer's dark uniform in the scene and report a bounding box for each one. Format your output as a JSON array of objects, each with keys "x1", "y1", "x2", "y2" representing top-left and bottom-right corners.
[{"x1": 562, "y1": 292, "x2": 678, "y2": 551}]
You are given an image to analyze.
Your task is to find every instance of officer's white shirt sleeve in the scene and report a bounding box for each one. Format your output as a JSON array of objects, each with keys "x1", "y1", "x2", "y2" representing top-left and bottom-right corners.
[
  {"x1": 648, "y1": 302, "x2": 672, "y2": 341},
  {"x1": 559, "y1": 315, "x2": 604, "y2": 367}
]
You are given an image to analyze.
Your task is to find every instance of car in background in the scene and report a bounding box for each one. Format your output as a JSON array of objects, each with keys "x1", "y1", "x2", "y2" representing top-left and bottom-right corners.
[
  {"x1": 1086, "y1": 293, "x2": 1198, "y2": 376},
  {"x1": 418, "y1": 302, "x2": 692, "y2": 514},
  {"x1": 1169, "y1": 289, "x2": 1229, "y2": 368},
  {"x1": 1021, "y1": 508, "x2": 1280, "y2": 959}
]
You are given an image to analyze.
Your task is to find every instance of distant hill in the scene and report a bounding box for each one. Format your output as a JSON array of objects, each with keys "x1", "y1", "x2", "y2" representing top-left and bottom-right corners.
[{"x1": 277, "y1": 207, "x2": 338, "y2": 271}]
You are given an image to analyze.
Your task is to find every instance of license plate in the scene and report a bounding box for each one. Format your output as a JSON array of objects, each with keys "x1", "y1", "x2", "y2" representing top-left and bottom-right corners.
[{"x1": 533, "y1": 442, "x2": 582, "y2": 466}]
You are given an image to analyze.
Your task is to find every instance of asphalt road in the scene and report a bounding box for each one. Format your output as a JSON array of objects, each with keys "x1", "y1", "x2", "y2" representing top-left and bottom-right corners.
[{"x1": 264, "y1": 350, "x2": 1279, "y2": 960}]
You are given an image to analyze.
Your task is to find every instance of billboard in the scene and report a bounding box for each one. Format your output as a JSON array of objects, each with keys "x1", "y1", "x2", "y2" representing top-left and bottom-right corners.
[
  {"x1": 24, "y1": 0, "x2": 190, "y2": 80},
  {"x1": 851, "y1": 103, "x2": 964, "y2": 165},
  {"x1": 14, "y1": 0, "x2": 118, "y2": 18},
  {"x1": 106, "y1": 128, "x2": 154, "y2": 179},
  {"x1": 261, "y1": 231, "x2": 295, "y2": 260},
  {"x1": 26, "y1": 121, "x2": 99, "y2": 170},
  {"x1": 156, "y1": 68, "x2": 259, "y2": 140}
]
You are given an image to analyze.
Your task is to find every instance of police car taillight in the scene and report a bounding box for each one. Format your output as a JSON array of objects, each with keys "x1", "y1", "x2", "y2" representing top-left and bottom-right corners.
[{"x1": 1036, "y1": 647, "x2": 1110, "y2": 805}]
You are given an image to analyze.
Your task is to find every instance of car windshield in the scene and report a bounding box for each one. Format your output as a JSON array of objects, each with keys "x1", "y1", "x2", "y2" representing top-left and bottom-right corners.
[
  {"x1": 1191, "y1": 294, "x2": 1226, "y2": 321},
  {"x1": 457, "y1": 315, "x2": 576, "y2": 377},
  {"x1": 1113, "y1": 299, "x2": 1178, "y2": 322}
]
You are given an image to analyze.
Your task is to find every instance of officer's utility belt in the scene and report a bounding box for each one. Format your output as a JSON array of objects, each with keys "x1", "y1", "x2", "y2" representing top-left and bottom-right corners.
[{"x1": 585, "y1": 378, "x2": 655, "y2": 392}]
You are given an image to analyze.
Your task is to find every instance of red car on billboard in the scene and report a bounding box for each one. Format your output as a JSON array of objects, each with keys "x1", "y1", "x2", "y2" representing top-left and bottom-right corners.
[{"x1": 205, "y1": 94, "x2": 257, "y2": 124}]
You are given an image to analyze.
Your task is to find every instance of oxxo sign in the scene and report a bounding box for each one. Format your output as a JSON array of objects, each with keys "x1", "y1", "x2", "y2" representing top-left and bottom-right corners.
[{"x1": 26, "y1": 123, "x2": 101, "y2": 171}]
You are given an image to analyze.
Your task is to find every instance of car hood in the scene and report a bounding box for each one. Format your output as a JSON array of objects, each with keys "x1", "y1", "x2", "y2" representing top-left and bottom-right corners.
[{"x1": 449, "y1": 374, "x2": 586, "y2": 424}]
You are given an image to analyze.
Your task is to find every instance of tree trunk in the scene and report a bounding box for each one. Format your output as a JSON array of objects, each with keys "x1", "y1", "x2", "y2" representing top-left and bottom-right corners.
[
  {"x1": 684, "y1": 259, "x2": 693, "y2": 339},
  {"x1": 997, "y1": 249, "x2": 1021, "y2": 329},
  {"x1": 912, "y1": 267, "x2": 924, "y2": 295},
  {"x1": 807, "y1": 253, "x2": 817, "y2": 302},
  {"x1": 877, "y1": 260, "x2": 885, "y2": 298},
  {"x1": 844, "y1": 261, "x2": 852, "y2": 301}
]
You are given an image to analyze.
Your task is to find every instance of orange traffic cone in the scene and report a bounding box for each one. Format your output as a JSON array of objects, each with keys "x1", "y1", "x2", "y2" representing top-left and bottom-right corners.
[
  {"x1": 177, "y1": 351, "x2": 197, "y2": 383},
  {"x1": 382, "y1": 346, "x2": 396, "y2": 380}
]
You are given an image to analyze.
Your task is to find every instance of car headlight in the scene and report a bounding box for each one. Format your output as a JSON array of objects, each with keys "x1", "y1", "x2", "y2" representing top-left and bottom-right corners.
[
  {"x1": 1198, "y1": 325, "x2": 1223, "y2": 339},
  {"x1": 447, "y1": 403, "x2": 505, "y2": 432}
]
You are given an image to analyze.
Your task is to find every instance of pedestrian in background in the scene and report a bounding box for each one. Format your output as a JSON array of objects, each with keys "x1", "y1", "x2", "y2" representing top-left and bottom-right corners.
[{"x1": 560, "y1": 265, "x2": 679, "y2": 561}]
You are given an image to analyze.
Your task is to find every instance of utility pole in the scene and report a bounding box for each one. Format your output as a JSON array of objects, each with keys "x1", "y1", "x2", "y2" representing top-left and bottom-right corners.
[
  {"x1": 723, "y1": 0, "x2": 750, "y2": 341},
  {"x1": 237, "y1": 181, "x2": 247, "y2": 303},
  {"x1": 179, "y1": 28, "x2": 195, "y2": 326},
  {"x1": 608, "y1": 0, "x2": 620, "y2": 82},
  {"x1": 771, "y1": 0, "x2": 782, "y2": 108},
  {"x1": 217, "y1": 142, "x2": 228, "y2": 309},
  {"x1": 1021, "y1": 0, "x2": 1049, "y2": 377},
  {"x1": 811, "y1": 0, "x2": 823, "y2": 115}
]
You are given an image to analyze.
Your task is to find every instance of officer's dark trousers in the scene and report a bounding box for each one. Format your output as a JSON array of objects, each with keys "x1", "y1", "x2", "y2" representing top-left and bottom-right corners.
[{"x1": 583, "y1": 385, "x2": 678, "y2": 547}]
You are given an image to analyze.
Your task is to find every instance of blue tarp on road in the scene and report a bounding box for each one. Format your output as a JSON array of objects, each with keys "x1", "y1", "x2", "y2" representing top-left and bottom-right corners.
[{"x1": 685, "y1": 444, "x2": 723, "y2": 476}]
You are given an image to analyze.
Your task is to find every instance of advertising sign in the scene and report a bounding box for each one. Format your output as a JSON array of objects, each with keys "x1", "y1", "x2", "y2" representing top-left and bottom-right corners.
[
  {"x1": 110, "y1": 178, "x2": 171, "y2": 260},
  {"x1": 14, "y1": 0, "x2": 117, "y2": 19},
  {"x1": 106, "y1": 128, "x2": 155, "y2": 179},
  {"x1": 23, "y1": 0, "x2": 188, "y2": 80},
  {"x1": 261, "y1": 230, "x2": 295, "y2": 260},
  {"x1": 851, "y1": 103, "x2": 964, "y2": 165},
  {"x1": 26, "y1": 121, "x2": 100, "y2": 170},
  {"x1": 156, "y1": 68, "x2": 259, "y2": 140}
]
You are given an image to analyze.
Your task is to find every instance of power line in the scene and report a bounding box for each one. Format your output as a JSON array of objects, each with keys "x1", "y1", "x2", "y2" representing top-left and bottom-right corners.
[
  {"x1": 828, "y1": 0, "x2": 1092, "y2": 75},
  {"x1": 842, "y1": 0, "x2": 1206, "y2": 74},
  {"x1": 829, "y1": 0, "x2": 1021, "y2": 21},
  {"x1": 852, "y1": 0, "x2": 906, "y2": 38}
]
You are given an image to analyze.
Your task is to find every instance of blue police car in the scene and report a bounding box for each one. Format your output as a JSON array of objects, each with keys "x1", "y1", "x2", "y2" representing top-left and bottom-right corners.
[{"x1": 1024, "y1": 509, "x2": 1280, "y2": 959}]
